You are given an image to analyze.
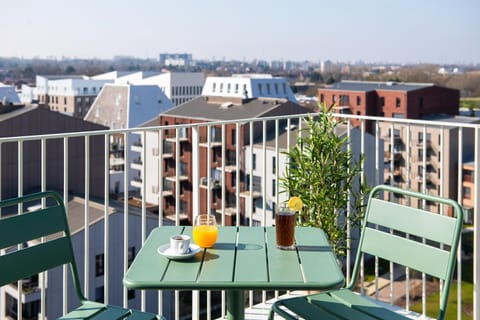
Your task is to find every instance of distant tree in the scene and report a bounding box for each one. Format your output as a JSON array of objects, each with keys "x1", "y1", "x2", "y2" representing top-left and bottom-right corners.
[
  {"x1": 22, "y1": 66, "x2": 35, "y2": 80},
  {"x1": 326, "y1": 76, "x2": 336, "y2": 84},
  {"x1": 65, "y1": 65, "x2": 76, "y2": 75},
  {"x1": 310, "y1": 72, "x2": 324, "y2": 83}
]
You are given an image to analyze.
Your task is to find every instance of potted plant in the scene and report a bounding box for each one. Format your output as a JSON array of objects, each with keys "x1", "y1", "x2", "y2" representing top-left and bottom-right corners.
[{"x1": 280, "y1": 103, "x2": 370, "y2": 257}]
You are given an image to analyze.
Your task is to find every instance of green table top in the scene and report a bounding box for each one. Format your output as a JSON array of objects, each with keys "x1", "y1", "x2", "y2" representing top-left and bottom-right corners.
[{"x1": 123, "y1": 226, "x2": 345, "y2": 291}]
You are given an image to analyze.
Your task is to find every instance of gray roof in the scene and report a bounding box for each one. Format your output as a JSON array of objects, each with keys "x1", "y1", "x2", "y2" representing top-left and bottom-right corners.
[
  {"x1": 162, "y1": 97, "x2": 306, "y2": 121},
  {"x1": 258, "y1": 119, "x2": 350, "y2": 149},
  {"x1": 325, "y1": 81, "x2": 434, "y2": 92},
  {"x1": 421, "y1": 114, "x2": 480, "y2": 124},
  {"x1": 0, "y1": 105, "x2": 35, "y2": 122}
]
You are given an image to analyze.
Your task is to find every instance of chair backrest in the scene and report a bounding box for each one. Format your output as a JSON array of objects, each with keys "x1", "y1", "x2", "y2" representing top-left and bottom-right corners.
[
  {"x1": 0, "y1": 191, "x2": 86, "y2": 302},
  {"x1": 348, "y1": 185, "x2": 463, "y2": 320}
]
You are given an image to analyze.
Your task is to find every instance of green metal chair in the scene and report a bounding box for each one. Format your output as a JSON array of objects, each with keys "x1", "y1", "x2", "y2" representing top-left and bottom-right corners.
[
  {"x1": 269, "y1": 185, "x2": 463, "y2": 320},
  {"x1": 0, "y1": 191, "x2": 163, "y2": 320}
]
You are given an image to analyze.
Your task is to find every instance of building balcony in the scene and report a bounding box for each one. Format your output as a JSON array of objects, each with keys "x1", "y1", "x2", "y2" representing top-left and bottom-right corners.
[
  {"x1": 0, "y1": 113, "x2": 476, "y2": 320},
  {"x1": 199, "y1": 177, "x2": 221, "y2": 189}
]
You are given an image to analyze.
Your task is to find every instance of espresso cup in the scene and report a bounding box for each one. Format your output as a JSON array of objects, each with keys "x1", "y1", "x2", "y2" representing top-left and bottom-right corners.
[{"x1": 170, "y1": 235, "x2": 190, "y2": 254}]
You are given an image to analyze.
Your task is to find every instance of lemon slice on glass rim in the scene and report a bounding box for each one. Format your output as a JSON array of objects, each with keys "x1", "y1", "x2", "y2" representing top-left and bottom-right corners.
[{"x1": 287, "y1": 196, "x2": 303, "y2": 212}]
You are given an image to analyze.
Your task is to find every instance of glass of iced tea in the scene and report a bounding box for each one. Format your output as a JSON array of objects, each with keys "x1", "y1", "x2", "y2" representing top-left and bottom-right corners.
[
  {"x1": 275, "y1": 206, "x2": 296, "y2": 250},
  {"x1": 193, "y1": 214, "x2": 218, "y2": 248}
]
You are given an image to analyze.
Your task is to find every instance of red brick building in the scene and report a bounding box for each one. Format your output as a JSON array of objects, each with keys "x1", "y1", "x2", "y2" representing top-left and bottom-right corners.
[
  {"x1": 318, "y1": 81, "x2": 459, "y2": 127},
  {"x1": 158, "y1": 96, "x2": 309, "y2": 225}
]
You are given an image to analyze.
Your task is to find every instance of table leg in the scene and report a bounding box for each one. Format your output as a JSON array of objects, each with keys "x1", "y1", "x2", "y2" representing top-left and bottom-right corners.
[{"x1": 226, "y1": 290, "x2": 244, "y2": 320}]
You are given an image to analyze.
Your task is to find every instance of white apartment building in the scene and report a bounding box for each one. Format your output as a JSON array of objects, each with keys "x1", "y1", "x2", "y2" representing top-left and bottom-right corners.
[
  {"x1": 19, "y1": 84, "x2": 38, "y2": 104},
  {"x1": 84, "y1": 83, "x2": 174, "y2": 197},
  {"x1": 0, "y1": 83, "x2": 21, "y2": 105},
  {"x1": 134, "y1": 71, "x2": 205, "y2": 106},
  {"x1": 243, "y1": 123, "x2": 382, "y2": 226},
  {"x1": 202, "y1": 74, "x2": 297, "y2": 102},
  {"x1": 36, "y1": 75, "x2": 114, "y2": 118}
]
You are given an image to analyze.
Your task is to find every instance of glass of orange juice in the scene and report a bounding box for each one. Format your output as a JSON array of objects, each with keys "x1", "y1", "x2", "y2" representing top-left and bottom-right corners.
[{"x1": 193, "y1": 214, "x2": 218, "y2": 248}]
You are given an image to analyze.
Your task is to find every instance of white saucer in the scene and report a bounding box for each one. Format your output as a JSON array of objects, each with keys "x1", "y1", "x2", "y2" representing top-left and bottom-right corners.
[{"x1": 157, "y1": 243, "x2": 201, "y2": 260}]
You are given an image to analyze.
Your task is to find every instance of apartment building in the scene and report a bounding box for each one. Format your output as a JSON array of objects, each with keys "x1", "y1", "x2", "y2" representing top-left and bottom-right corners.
[
  {"x1": 0, "y1": 105, "x2": 107, "y2": 199},
  {"x1": 84, "y1": 83, "x2": 174, "y2": 197},
  {"x1": 159, "y1": 53, "x2": 193, "y2": 67},
  {"x1": 36, "y1": 75, "x2": 114, "y2": 118},
  {"x1": 462, "y1": 161, "x2": 474, "y2": 223},
  {"x1": 318, "y1": 80, "x2": 466, "y2": 212},
  {"x1": 136, "y1": 74, "x2": 306, "y2": 225},
  {"x1": 379, "y1": 115, "x2": 479, "y2": 214},
  {"x1": 133, "y1": 71, "x2": 205, "y2": 106},
  {"x1": 243, "y1": 123, "x2": 382, "y2": 226},
  {"x1": 318, "y1": 80, "x2": 459, "y2": 129},
  {"x1": 0, "y1": 83, "x2": 21, "y2": 105}
]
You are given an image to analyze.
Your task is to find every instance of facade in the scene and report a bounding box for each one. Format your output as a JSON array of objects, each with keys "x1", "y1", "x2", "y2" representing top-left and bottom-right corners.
[
  {"x1": 319, "y1": 80, "x2": 465, "y2": 213},
  {"x1": 318, "y1": 80, "x2": 459, "y2": 129},
  {"x1": 243, "y1": 124, "x2": 382, "y2": 226},
  {"x1": 84, "y1": 83, "x2": 174, "y2": 197},
  {"x1": 462, "y1": 161, "x2": 474, "y2": 223},
  {"x1": 134, "y1": 71, "x2": 205, "y2": 106},
  {"x1": 36, "y1": 75, "x2": 114, "y2": 118},
  {"x1": 0, "y1": 105, "x2": 107, "y2": 199},
  {"x1": 202, "y1": 74, "x2": 297, "y2": 103},
  {"x1": 134, "y1": 74, "x2": 308, "y2": 225},
  {"x1": 379, "y1": 115, "x2": 479, "y2": 214},
  {"x1": 0, "y1": 83, "x2": 21, "y2": 105}
]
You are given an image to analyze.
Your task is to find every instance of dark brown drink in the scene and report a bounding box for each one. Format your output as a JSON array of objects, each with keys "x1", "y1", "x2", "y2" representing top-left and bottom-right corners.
[{"x1": 275, "y1": 211, "x2": 295, "y2": 249}]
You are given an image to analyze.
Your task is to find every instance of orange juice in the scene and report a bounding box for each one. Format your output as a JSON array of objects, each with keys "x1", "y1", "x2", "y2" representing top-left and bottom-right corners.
[{"x1": 193, "y1": 225, "x2": 218, "y2": 248}]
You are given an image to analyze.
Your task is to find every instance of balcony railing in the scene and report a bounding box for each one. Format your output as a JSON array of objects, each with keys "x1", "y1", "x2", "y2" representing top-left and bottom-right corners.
[{"x1": 1, "y1": 113, "x2": 479, "y2": 320}]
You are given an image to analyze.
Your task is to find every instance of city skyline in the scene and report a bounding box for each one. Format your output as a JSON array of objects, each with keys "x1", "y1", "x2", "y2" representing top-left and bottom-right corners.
[{"x1": 3, "y1": 0, "x2": 480, "y2": 65}]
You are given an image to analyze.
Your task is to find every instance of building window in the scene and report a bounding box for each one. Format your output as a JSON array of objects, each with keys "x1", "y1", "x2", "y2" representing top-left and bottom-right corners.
[
  {"x1": 282, "y1": 83, "x2": 287, "y2": 94},
  {"x1": 379, "y1": 97, "x2": 385, "y2": 107},
  {"x1": 258, "y1": 84, "x2": 263, "y2": 95},
  {"x1": 64, "y1": 97, "x2": 67, "y2": 104},
  {"x1": 227, "y1": 83, "x2": 231, "y2": 93},
  {"x1": 252, "y1": 154, "x2": 257, "y2": 170},
  {"x1": 219, "y1": 83, "x2": 224, "y2": 93},
  {"x1": 464, "y1": 186, "x2": 472, "y2": 199},
  {"x1": 320, "y1": 94, "x2": 324, "y2": 103},
  {"x1": 128, "y1": 289, "x2": 136, "y2": 300},
  {"x1": 272, "y1": 179, "x2": 276, "y2": 196},
  {"x1": 356, "y1": 96, "x2": 361, "y2": 105},
  {"x1": 232, "y1": 172, "x2": 236, "y2": 187},
  {"x1": 266, "y1": 83, "x2": 271, "y2": 95},
  {"x1": 95, "y1": 254, "x2": 104, "y2": 277},
  {"x1": 234, "y1": 83, "x2": 239, "y2": 94},
  {"x1": 95, "y1": 286, "x2": 104, "y2": 303},
  {"x1": 128, "y1": 247, "x2": 135, "y2": 267},
  {"x1": 396, "y1": 97, "x2": 401, "y2": 107},
  {"x1": 212, "y1": 83, "x2": 216, "y2": 92},
  {"x1": 340, "y1": 95, "x2": 349, "y2": 105},
  {"x1": 272, "y1": 156, "x2": 276, "y2": 175},
  {"x1": 392, "y1": 113, "x2": 404, "y2": 118},
  {"x1": 232, "y1": 129, "x2": 236, "y2": 145},
  {"x1": 274, "y1": 83, "x2": 279, "y2": 95},
  {"x1": 438, "y1": 151, "x2": 441, "y2": 161}
]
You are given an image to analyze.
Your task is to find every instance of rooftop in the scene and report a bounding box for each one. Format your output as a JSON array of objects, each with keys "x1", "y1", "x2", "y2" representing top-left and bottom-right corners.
[
  {"x1": 162, "y1": 96, "x2": 308, "y2": 121},
  {"x1": 324, "y1": 80, "x2": 435, "y2": 92}
]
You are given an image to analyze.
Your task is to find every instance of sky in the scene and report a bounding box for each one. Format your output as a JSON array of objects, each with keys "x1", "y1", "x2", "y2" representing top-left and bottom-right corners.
[{"x1": 3, "y1": 0, "x2": 480, "y2": 64}]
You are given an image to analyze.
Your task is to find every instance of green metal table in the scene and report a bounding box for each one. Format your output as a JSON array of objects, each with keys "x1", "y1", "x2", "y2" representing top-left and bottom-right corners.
[{"x1": 123, "y1": 226, "x2": 344, "y2": 320}]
